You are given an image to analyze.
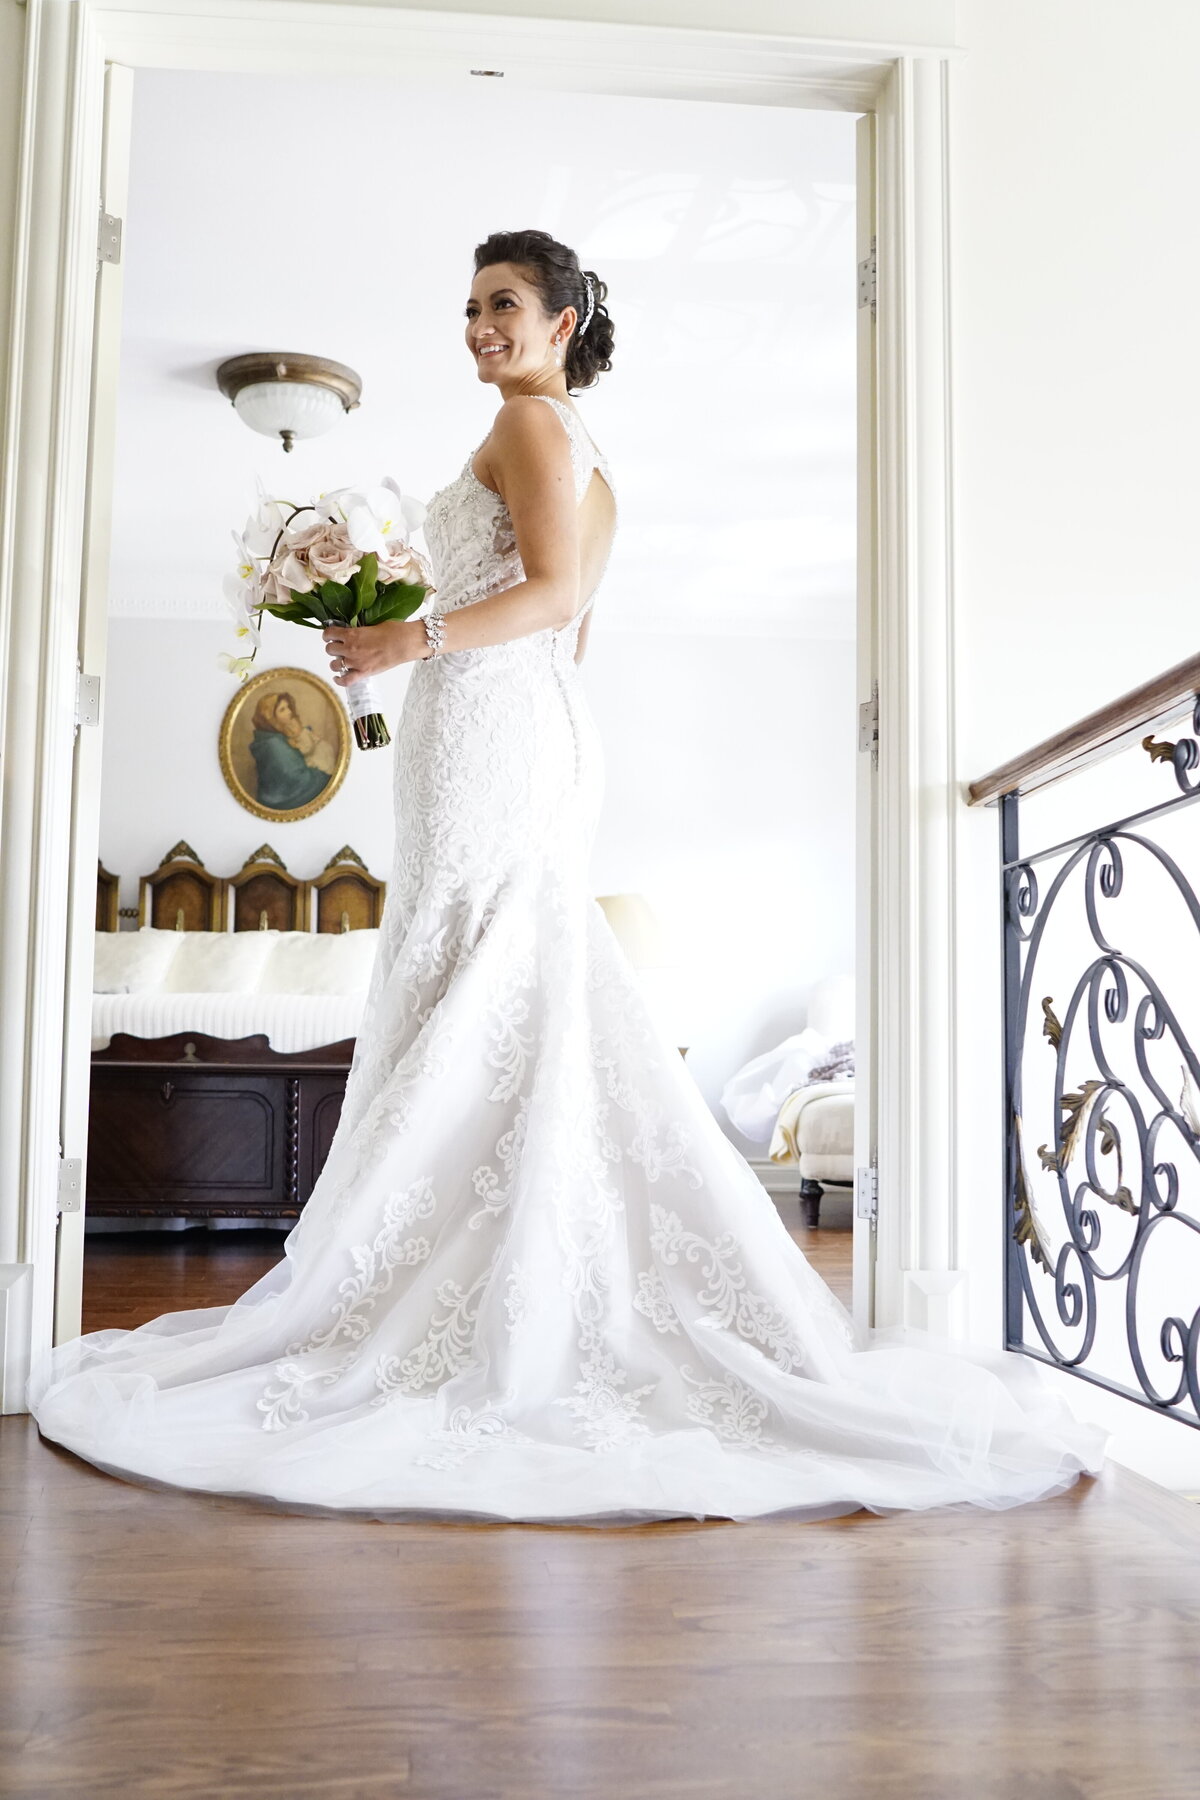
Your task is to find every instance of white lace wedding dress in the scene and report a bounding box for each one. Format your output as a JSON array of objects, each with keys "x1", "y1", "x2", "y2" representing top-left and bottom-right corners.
[{"x1": 29, "y1": 396, "x2": 1107, "y2": 1522}]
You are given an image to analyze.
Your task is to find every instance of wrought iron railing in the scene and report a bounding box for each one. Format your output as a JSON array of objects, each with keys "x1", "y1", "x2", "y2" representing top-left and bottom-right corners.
[{"x1": 971, "y1": 655, "x2": 1200, "y2": 1427}]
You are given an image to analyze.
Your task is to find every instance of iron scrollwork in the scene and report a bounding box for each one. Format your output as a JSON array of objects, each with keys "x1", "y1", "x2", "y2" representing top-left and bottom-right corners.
[
  {"x1": 1142, "y1": 693, "x2": 1200, "y2": 795},
  {"x1": 1004, "y1": 785, "x2": 1200, "y2": 1426}
]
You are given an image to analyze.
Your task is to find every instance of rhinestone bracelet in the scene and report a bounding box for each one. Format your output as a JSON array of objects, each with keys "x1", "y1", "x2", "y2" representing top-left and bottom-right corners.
[{"x1": 423, "y1": 612, "x2": 446, "y2": 658}]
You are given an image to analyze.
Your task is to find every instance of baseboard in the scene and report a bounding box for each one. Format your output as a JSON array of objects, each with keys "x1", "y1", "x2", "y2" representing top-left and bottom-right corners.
[
  {"x1": 749, "y1": 1159, "x2": 805, "y2": 1193},
  {"x1": 749, "y1": 1161, "x2": 854, "y2": 1197},
  {"x1": 0, "y1": 1265, "x2": 33, "y2": 1413}
]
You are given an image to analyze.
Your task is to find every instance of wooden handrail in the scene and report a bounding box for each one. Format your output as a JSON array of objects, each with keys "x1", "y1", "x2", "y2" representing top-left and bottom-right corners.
[{"x1": 967, "y1": 651, "x2": 1200, "y2": 806}]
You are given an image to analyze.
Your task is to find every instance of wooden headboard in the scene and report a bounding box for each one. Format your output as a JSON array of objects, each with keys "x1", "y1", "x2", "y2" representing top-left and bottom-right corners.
[
  {"x1": 112, "y1": 843, "x2": 385, "y2": 932},
  {"x1": 96, "y1": 861, "x2": 120, "y2": 931},
  {"x1": 312, "y1": 847, "x2": 387, "y2": 933},
  {"x1": 228, "y1": 845, "x2": 310, "y2": 933},
  {"x1": 137, "y1": 842, "x2": 227, "y2": 931}
]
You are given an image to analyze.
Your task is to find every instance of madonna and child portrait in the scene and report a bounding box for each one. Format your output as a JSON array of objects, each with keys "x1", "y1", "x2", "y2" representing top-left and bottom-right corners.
[{"x1": 219, "y1": 666, "x2": 350, "y2": 821}]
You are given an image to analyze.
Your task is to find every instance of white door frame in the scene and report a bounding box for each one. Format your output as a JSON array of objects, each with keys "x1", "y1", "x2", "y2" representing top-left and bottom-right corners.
[{"x1": 0, "y1": 0, "x2": 963, "y2": 1404}]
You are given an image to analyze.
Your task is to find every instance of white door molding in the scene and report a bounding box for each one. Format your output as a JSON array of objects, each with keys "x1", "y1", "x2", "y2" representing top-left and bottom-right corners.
[
  {"x1": 870, "y1": 55, "x2": 967, "y2": 1333},
  {"x1": 0, "y1": 0, "x2": 961, "y2": 1401}
]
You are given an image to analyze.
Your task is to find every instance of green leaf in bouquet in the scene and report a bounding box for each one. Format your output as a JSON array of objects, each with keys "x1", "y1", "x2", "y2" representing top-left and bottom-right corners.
[
  {"x1": 362, "y1": 584, "x2": 430, "y2": 626},
  {"x1": 351, "y1": 552, "x2": 379, "y2": 620},
  {"x1": 377, "y1": 581, "x2": 429, "y2": 621},
  {"x1": 301, "y1": 590, "x2": 333, "y2": 624},
  {"x1": 313, "y1": 580, "x2": 354, "y2": 619},
  {"x1": 262, "y1": 598, "x2": 326, "y2": 627}
]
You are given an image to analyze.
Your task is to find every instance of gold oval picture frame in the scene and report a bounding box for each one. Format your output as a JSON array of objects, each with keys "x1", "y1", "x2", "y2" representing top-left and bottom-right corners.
[{"x1": 219, "y1": 665, "x2": 351, "y2": 823}]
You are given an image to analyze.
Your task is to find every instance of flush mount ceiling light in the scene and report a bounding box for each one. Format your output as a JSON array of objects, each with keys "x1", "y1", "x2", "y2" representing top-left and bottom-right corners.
[{"x1": 216, "y1": 352, "x2": 362, "y2": 452}]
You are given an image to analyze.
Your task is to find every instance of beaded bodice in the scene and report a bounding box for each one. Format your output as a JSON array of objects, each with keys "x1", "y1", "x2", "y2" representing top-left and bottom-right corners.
[{"x1": 421, "y1": 395, "x2": 616, "y2": 646}]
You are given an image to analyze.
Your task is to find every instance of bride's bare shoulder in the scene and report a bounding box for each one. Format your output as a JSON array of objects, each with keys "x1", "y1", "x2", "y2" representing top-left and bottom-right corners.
[
  {"x1": 486, "y1": 396, "x2": 576, "y2": 470},
  {"x1": 493, "y1": 393, "x2": 573, "y2": 432}
]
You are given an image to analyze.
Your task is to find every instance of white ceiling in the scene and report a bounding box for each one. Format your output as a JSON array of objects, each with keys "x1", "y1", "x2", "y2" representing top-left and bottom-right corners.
[{"x1": 110, "y1": 71, "x2": 857, "y2": 638}]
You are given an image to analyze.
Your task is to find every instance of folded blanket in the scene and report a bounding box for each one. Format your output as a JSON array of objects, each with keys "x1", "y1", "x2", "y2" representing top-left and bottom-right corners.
[{"x1": 770, "y1": 1078, "x2": 856, "y2": 1164}]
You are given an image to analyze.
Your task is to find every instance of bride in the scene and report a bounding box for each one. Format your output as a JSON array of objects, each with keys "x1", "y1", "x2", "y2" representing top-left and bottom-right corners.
[{"x1": 29, "y1": 229, "x2": 1106, "y2": 1523}]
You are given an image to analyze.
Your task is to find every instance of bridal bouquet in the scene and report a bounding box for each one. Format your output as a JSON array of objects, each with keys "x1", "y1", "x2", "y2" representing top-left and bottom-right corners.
[{"x1": 221, "y1": 475, "x2": 434, "y2": 750}]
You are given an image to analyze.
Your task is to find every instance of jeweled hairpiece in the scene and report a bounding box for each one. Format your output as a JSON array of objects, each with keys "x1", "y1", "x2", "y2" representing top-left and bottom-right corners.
[{"x1": 577, "y1": 273, "x2": 597, "y2": 339}]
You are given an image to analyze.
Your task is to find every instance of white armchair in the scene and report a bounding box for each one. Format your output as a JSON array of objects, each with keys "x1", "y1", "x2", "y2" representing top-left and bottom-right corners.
[{"x1": 768, "y1": 975, "x2": 855, "y2": 1229}]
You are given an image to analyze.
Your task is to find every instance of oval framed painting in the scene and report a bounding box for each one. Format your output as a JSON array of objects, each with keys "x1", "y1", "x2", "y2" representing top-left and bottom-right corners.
[{"x1": 219, "y1": 666, "x2": 351, "y2": 823}]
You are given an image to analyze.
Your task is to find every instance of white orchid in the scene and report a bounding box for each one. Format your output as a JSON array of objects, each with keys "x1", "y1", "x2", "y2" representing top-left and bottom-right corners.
[
  {"x1": 382, "y1": 475, "x2": 427, "y2": 536},
  {"x1": 329, "y1": 480, "x2": 426, "y2": 557},
  {"x1": 229, "y1": 527, "x2": 258, "y2": 587},
  {"x1": 223, "y1": 531, "x2": 264, "y2": 646},
  {"x1": 242, "y1": 478, "x2": 290, "y2": 557},
  {"x1": 223, "y1": 576, "x2": 263, "y2": 649},
  {"x1": 217, "y1": 650, "x2": 256, "y2": 681}
]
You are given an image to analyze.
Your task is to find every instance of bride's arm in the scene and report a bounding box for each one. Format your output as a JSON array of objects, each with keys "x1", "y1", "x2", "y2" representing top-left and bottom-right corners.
[{"x1": 323, "y1": 398, "x2": 579, "y2": 681}]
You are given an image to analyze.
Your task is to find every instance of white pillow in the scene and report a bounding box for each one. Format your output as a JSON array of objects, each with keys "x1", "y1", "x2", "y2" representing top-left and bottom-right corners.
[
  {"x1": 258, "y1": 929, "x2": 380, "y2": 996},
  {"x1": 164, "y1": 930, "x2": 281, "y2": 995},
  {"x1": 93, "y1": 927, "x2": 183, "y2": 995}
]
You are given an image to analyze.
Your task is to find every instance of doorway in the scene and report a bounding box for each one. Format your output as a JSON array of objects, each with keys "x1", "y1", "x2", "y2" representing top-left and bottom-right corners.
[{"x1": 0, "y1": 6, "x2": 961, "y2": 1403}]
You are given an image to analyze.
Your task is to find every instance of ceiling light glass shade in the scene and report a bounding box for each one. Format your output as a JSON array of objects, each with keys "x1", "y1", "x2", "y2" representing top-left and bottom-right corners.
[
  {"x1": 232, "y1": 380, "x2": 345, "y2": 445},
  {"x1": 216, "y1": 353, "x2": 362, "y2": 452}
]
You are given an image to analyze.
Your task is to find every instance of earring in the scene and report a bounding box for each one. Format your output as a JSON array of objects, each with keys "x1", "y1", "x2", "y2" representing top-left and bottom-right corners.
[{"x1": 553, "y1": 334, "x2": 564, "y2": 368}]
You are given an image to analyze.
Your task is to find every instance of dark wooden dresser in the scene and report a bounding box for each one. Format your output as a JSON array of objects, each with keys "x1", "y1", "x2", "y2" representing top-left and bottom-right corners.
[{"x1": 88, "y1": 1031, "x2": 355, "y2": 1220}]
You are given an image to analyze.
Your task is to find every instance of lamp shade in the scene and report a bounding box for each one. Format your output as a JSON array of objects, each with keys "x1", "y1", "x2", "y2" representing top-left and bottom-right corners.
[
  {"x1": 596, "y1": 893, "x2": 670, "y2": 968},
  {"x1": 216, "y1": 352, "x2": 362, "y2": 452},
  {"x1": 232, "y1": 380, "x2": 345, "y2": 445}
]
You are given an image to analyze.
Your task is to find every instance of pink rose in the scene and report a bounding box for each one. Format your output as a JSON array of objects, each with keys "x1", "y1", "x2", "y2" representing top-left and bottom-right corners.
[
  {"x1": 275, "y1": 548, "x2": 315, "y2": 595},
  {"x1": 377, "y1": 541, "x2": 433, "y2": 588},
  {"x1": 307, "y1": 522, "x2": 360, "y2": 585},
  {"x1": 281, "y1": 518, "x2": 325, "y2": 550}
]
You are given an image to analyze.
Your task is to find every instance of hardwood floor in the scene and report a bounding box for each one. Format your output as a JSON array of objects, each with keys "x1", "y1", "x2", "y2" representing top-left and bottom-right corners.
[
  {"x1": 4, "y1": 1421, "x2": 1200, "y2": 1799},
  {"x1": 78, "y1": 1204, "x2": 852, "y2": 1335},
  {"x1": 3, "y1": 1215, "x2": 1195, "y2": 1796},
  {"x1": 81, "y1": 1227, "x2": 291, "y2": 1332}
]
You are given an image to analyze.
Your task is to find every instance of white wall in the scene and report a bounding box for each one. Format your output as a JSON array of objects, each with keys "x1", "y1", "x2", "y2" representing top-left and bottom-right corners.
[{"x1": 946, "y1": 0, "x2": 1200, "y2": 1487}]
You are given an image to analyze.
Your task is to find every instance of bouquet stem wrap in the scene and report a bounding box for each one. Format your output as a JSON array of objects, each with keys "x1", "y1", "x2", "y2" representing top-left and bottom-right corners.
[{"x1": 345, "y1": 674, "x2": 390, "y2": 750}]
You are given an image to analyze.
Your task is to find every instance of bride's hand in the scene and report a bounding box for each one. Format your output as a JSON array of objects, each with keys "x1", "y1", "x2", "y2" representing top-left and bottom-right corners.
[{"x1": 321, "y1": 620, "x2": 425, "y2": 685}]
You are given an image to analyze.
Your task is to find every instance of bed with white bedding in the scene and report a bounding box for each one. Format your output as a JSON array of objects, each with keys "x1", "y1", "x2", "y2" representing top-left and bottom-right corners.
[
  {"x1": 91, "y1": 990, "x2": 368, "y2": 1055},
  {"x1": 89, "y1": 844, "x2": 384, "y2": 1220}
]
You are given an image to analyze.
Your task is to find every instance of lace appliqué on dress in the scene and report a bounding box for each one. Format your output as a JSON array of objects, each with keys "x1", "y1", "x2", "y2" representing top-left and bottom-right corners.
[{"x1": 648, "y1": 1205, "x2": 809, "y2": 1375}]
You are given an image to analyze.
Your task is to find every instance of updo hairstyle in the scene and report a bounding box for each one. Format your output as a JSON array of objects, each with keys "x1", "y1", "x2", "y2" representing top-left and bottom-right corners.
[{"x1": 472, "y1": 228, "x2": 614, "y2": 391}]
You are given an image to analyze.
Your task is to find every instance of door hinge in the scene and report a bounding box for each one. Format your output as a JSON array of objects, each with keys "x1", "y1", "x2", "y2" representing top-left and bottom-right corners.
[
  {"x1": 76, "y1": 669, "x2": 101, "y2": 730},
  {"x1": 855, "y1": 1161, "x2": 878, "y2": 1224},
  {"x1": 58, "y1": 1156, "x2": 83, "y2": 1215},
  {"x1": 857, "y1": 235, "x2": 876, "y2": 319},
  {"x1": 857, "y1": 679, "x2": 878, "y2": 767},
  {"x1": 98, "y1": 207, "x2": 122, "y2": 268}
]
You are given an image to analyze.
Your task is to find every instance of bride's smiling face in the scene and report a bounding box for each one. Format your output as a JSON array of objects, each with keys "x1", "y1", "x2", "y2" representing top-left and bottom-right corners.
[{"x1": 465, "y1": 261, "x2": 568, "y2": 387}]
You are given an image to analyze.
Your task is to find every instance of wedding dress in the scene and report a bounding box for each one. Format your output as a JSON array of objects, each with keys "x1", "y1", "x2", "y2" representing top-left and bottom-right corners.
[{"x1": 29, "y1": 396, "x2": 1107, "y2": 1523}]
